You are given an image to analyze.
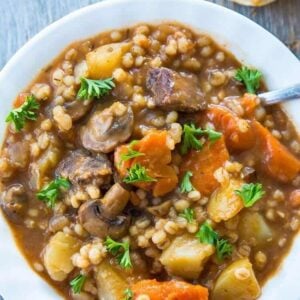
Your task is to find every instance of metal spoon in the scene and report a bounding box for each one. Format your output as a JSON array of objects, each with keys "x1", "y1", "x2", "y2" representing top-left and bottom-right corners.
[{"x1": 258, "y1": 83, "x2": 300, "y2": 106}]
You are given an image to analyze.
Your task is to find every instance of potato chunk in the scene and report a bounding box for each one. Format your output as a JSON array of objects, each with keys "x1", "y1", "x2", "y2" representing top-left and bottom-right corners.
[
  {"x1": 207, "y1": 179, "x2": 244, "y2": 223},
  {"x1": 239, "y1": 212, "x2": 273, "y2": 247},
  {"x1": 86, "y1": 42, "x2": 131, "y2": 79},
  {"x1": 212, "y1": 258, "x2": 261, "y2": 300},
  {"x1": 96, "y1": 260, "x2": 128, "y2": 300},
  {"x1": 43, "y1": 232, "x2": 81, "y2": 281},
  {"x1": 160, "y1": 234, "x2": 214, "y2": 280}
]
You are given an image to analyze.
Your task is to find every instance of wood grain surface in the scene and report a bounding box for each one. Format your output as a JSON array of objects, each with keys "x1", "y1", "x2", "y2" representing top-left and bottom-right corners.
[{"x1": 0, "y1": 0, "x2": 299, "y2": 69}]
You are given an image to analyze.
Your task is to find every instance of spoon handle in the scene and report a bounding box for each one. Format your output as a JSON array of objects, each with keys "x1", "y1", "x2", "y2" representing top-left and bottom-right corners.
[{"x1": 258, "y1": 83, "x2": 300, "y2": 105}]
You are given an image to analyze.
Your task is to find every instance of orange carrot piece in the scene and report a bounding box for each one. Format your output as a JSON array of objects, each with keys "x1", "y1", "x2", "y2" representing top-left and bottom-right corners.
[
  {"x1": 253, "y1": 121, "x2": 300, "y2": 183},
  {"x1": 204, "y1": 105, "x2": 255, "y2": 152},
  {"x1": 131, "y1": 279, "x2": 208, "y2": 300},
  {"x1": 115, "y1": 131, "x2": 178, "y2": 197},
  {"x1": 289, "y1": 190, "x2": 300, "y2": 208},
  {"x1": 180, "y1": 136, "x2": 229, "y2": 196},
  {"x1": 13, "y1": 93, "x2": 30, "y2": 108},
  {"x1": 240, "y1": 93, "x2": 259, "y2": 118}
]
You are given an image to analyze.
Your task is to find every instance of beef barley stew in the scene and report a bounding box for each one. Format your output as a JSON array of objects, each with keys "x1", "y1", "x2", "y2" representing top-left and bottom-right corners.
[{"x1": 1, "y1": 22, "x2": 300, "y2": 300}]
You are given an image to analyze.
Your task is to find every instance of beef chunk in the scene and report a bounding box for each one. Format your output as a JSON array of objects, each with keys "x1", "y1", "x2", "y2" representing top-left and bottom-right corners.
[
  {"x1": 146, "y1": 67, "x2": 206, "y2": 112},
  {"x1": 56, "y1": 150, "x2": 112, "y2": 187},
  {"x1": 80, "y1": 102, "x2": 134, "y2": 153},
  {"x1": 1, "y1": 184, "x2": 27, "y2": 223}
]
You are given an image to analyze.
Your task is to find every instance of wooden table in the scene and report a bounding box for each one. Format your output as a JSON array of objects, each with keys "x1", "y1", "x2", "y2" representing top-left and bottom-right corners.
[{"x1": 0, "y1": 0, "x2": 299, "y2": 69}]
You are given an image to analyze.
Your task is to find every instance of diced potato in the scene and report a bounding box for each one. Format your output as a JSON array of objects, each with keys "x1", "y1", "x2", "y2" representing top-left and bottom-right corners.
[
  {"x1": 96, "y1": 260, "x2": 128, "y2": 300},
  {"x1": 43, "y1": 232, "x2": 81, "y2": 281},
  {"x1": 207, "y1": 179, "x2": 244, "y2": 223},
  {"x1": 239, "y1": 212, "x2": 273, "y2": 246},
  {"x1": 160, "y1": 234, "x2": 214, "y2": 280},
  {"x1": 86, "y1": 42, "x2": 131, "y2": 79},
  {"x1": 212, "y1": 258, "x2": 261, "y2": 300},
  {"x1": 29, "y1": 144, "x2": 61, "y2": 190}
]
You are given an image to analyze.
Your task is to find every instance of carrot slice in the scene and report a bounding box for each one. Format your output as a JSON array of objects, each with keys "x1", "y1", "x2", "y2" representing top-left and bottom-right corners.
[
  {"x1": 131, "y1": 279, "x2": 208, "y2": 300},
  {"x1": 240, "y1": 93, "x2": 259, "y2": 118},
  {"x1": 180, "y1": 136, "x2": 229, "y2": 196},
  {"x1": 13, "y1": 93, "x2": 30, "y2": 108},
  {"x1": 253, "y1": 121, "x2": 300, "y2": 183},
  {"x1": 203, "y1": 105, "x2": 255, "y2": 152},
  {"x1": 115, "y1": 130, "x2": 178, "y2": 197}
]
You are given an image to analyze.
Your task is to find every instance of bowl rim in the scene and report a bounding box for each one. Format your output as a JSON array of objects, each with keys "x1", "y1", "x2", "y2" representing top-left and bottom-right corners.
[{"x1": 0, "y1": 0, "x2": 300, "y2": 299}]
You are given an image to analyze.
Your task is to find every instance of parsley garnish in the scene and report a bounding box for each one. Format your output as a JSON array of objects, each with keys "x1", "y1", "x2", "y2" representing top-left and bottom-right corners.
[
  {"x1": 77, "y1": 77, "x2": 115, "y2": 100},
  {"x1": 180, "y1": 171, "x2": 195, "y2": 193},
  {"x1": 124, "y1": 288, "x2": 133, "y2": 300},
  {"x1": 120, "y1": 141, "x2": 144, "y2": 162},
  {"x1": 70, "y1": 274, "x2": 86, "y2": 294},
  {"x1": 179, "y1": 208, "x2": 195, "y2": 223},
  {"x1": 235, "y1": 183, "x2": 265, "y2": 208},
  {"x1": 6, "y1": 95, "x2": 40, "y2": 131},
  {"x1": 202, "y1": 128, "x2": 222, "y2": 142},
  {"x1": 180, "y1": 124, "x2": 203, "y2": 155},
  {"x1": 235, "y1": 66, "x2": 262, "y2": 94},
  {"x1": 216, "y1": 239, "x2": 233, "y2": 261},
  {"x1": 123, "y1": 164, "x2": 156, "y2": 184},
  {"x1": 105, "y1": 237, "x2": 132, "y2": 269},
  {"x1": 37, "y1": 177, "x2": 71, "y2": 208},
  {"x1": 180, "y1": 124, "x2": 222, "y2": 154},
  {"x1": 196, "y1": 222, "x2": 232, "y2": 261}
]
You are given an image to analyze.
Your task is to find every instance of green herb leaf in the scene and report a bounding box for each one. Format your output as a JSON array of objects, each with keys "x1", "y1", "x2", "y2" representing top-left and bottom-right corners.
[
  {"x1": 123, "y1": 164, "x2": 156, "y2": 184},
  {"x1": 235, "y1": 183, "x2": 265, "y2": 208},
  {"x1": 77, "y1": 77, "x2": 115, "y2": 100},
  {"x1": 202, "y1": 128, "x2": 222, "y2": 142},
  {"x1": 196, "y1": 222, "x2": 232, "y2": 261},
  {"x1": 105, "y1": 237, "x2": 132, "y2": 269},
  {"x1": 180, "y1": 124, "x2": 203, "y2": 155},
  {"x1": 37, "y1": 177, "x2": 71, "y2": 208},
  {"x1": 179, "y1": 208, "x2": 195, "y2": 224},
  {"x1": 120, "y1": 141, "x2": 145, "y2": 163},
  {"x1": 216, "y1": 239, "x2": 233, "y2": 261},
  {"x1": 196, "y1": 222, "x2": 218, "y2": 245},
  {"x1": 235, "y1": 66, "x2": 262, "y2": 94},
  {"x1": 70, "y1": 274, "x2": 87, "y2": 294},
  {"x1": 124, "y1": 288, "x2": 133, "y2": 300},
  {"x1": 180, "y1": 171, "x2": 195, "y2": 193},
  {"x1": 6, "y1": 95, "x2": 40, "y2": 131}
]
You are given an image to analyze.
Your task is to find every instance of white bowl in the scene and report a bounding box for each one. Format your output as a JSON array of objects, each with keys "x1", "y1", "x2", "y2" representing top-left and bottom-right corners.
[{"x1": 0, "y1": 0, "x2": 300, "y2": 299}]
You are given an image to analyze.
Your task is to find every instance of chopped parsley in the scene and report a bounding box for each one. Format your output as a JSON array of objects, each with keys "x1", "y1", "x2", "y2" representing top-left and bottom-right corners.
[
  {"x1": 123, "y1": 164, "x2": 156, "y2": 184},
  {"x1": 235, "y1": 66, "x2": 262, "y2": 94},
  {"x1": 180, "y1": 171, "x2": 195, "y2": 193},
  {"x1": 235, "y1": 183, "x2": 265, "y2": 208},
  {"x1": 179, "y1": 208, "x2": 195, "y2": 224},
  {"x1": 180, "y1": 124, "x2": 203, "y2": 155},
  {"x1": 105, "y1": 237, "x2": 132, "y2": 269},
  {"x1": 196, "y1": 222, "x2": 233, "y2": 261},
  {"x1": 77, "y1": 77, "x2": 115, "y2": 100},
  {"x1": 37, "y1": 177, "x2": 71, "y2": 208},
  {"x1": 180, "y1": 124, "x2": 222, "y2": 155},
  {"x1": 70, "y1": 274, "x2": 87, "y2": 294},
  {"x1": 124, "y1": 288, "x2": 134, "y2": 300},
  {"x1": 120, "y1": 141, "x2": 144, "y2": 163},
  {"x1": 6, "y1": 95, "x2": 40, "y2": 131}
]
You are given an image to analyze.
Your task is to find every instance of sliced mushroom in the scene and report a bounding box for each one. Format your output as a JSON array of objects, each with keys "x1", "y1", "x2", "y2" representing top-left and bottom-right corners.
[
  {"x1": 1, "y1": 184, "x2": 27, "y2": 223},
  {"x1": 56, "y1": 150, "x2": 112, "y2": 187},
  {"x1": 78, "y1": 200, "x2": 129, "y2": 239},
  {"x1": 101, "y1": 183, "x2": 130, "y2": 218},
  {"x1": 147, "y1": 200, "x2": 172, "y2": 217},
  {"x1": 80, "y1": 102, "x2": 134, "y2": 153},
  {"x1": 79, "y1": 183, "x2": 130, "y2": 239},
  {"x1": 63, "y1": 100, "x2": 93, "y2": 122}
]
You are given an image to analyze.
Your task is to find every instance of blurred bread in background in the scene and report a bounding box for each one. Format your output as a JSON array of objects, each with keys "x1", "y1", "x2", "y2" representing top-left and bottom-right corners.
[{"x1": 232, "y1": 0, "x2": 276, "y2": 6}]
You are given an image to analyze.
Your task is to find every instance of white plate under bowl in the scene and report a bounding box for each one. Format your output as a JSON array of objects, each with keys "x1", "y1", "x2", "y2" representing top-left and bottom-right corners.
[{"x1": 0, "y1": 0, "x2": 300, "y2": 299}]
